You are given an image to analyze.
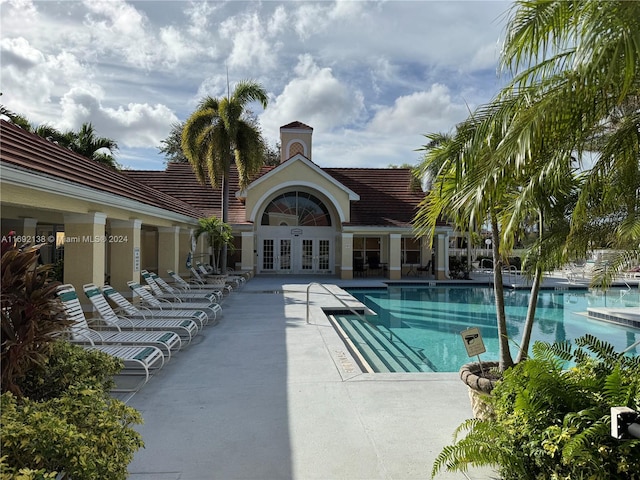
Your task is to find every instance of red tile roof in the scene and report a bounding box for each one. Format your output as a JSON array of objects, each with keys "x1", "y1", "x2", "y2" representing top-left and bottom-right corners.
[
  {"x1": 1, "y1": 118, "x2": 428, "y2": 228},
  {"x1": 126, "y1": 163, "x2": 426, "y2": 228},
  {"x1": 280, "y1": 121, "x2": 313, "y2": 130},
  {"x1": 125, "y1": 163, "x2": 273, "y2": 225},
  {"x1": 326, "y1": 168, "x2": 424, "y2": 227},
  {"x1": 0, "y1": 120, "x2": 202, "y2": 219}
]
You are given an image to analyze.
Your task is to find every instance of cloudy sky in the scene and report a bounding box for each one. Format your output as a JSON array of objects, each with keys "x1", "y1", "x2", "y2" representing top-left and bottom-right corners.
[{"x1": 1, "y1": 0, "x2": 513, "y2": 170}]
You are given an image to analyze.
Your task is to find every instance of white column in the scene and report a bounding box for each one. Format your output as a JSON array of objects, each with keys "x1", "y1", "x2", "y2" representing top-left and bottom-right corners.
[
  {"x1": 241, "y1": 231, "x2": 255, "y2": 272},
  {"x1": 340, "y1": 233, "x2": 353, "y2": 279},
  {"x1": 388, "y1": 234, "x2": 401, "y2": 280}
]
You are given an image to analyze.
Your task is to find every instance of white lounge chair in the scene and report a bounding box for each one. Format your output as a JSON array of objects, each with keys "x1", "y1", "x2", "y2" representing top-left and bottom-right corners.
[
  {"x1": 167, "y1": 269, "x2": 227, "y2": 299},
  {"x1": 141, "y1": 270, "x2": 221, "y2": 303},
  {"x1": 83, "y1": 283, "x2": 200, "y2": 344},
  {"x1": 189, "y1": 266, "x2": 233, "y2": 294},
  {"x1": 140, "y1": 270, "x2": 222, "y2": 302},
  {"x1": 84, "y1": 344, "x2": 165, "y2": 390},
  {"x1": 127, "y1": 281, "x2": 222, "y2": 323},
  {"x1": 57, "y1": 285, "x2": 182, "y2": 360},
  {"x1": 196, "y1": 262, "x2": 243, "y2": 288},
  {"x1": 101, "y1": 285, "x2": 209, "y2": 329}
]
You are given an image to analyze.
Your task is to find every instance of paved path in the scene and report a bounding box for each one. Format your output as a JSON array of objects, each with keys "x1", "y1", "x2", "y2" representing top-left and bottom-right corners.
[{"x1": 126, "y1": 275, "x2": 498, "y2": 479}]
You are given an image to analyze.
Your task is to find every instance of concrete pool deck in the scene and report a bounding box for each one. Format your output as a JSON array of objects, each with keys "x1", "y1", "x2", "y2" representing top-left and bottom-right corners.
[{"x1": 127, "y1": 273, "x2": 637, "y2": 480}]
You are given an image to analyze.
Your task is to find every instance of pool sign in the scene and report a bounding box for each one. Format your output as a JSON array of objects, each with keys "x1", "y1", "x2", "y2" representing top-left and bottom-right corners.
[{"x1": 461, "y1": 327, "x2": 486, "y2": 357}]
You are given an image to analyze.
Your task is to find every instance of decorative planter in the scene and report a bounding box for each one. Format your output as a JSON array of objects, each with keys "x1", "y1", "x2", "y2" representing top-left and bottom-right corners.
[
  {"x1": 459, "y1": 361, "x2": 501, "y2": 420},
  {"x1": 205, "y1": 274, "x2": 228, "y2": 286}
]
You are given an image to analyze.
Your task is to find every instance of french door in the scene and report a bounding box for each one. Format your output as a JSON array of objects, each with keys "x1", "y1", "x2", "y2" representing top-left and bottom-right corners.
[{"x1": 261, "y1": 237, "x2": 332, "y2": 274}]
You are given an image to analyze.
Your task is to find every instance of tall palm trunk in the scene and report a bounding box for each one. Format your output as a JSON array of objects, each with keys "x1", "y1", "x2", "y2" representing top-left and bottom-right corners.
[
  {"x1": 517, "y1": 266, "x2": 542, "y2": 363},
  {"x1": 491, "y1": 212, "x2": 514, "y2": 371},
  {"x1": 220, "y1": 174, "x2": 229, "y2": 273},
  {"x1": 516, "y1": 210, "x2": 544, "y2": 363}
]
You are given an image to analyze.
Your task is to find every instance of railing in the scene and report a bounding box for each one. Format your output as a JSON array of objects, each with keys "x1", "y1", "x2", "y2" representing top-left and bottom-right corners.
[{"x1": 306, "y1": 282, "x2": 395, "y2": 342}]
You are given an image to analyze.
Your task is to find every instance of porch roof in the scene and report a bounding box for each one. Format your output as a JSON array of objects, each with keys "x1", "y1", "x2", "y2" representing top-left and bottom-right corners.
[{"x1": 0, "y1": 120, "x2": 202, "y2": 220}]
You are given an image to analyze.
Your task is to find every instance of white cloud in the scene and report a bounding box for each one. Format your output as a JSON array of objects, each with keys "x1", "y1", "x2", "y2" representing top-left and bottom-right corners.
[
  {"x1": 260, "y1": 55, "x2": 365, "y2": 141},
  {"x1": 368, "y1": 84, "x2": 466, "y2": 136},
  {"x1": 292, "y1": 1, "x2": 367, "y2": 40},
  {"x1": 0, "y1": 36, "x2": 44, "y2": 68},
  {"x1": 0, "y1": 0, "x2": 512, "y2": 169},
  {"x1": 58, "y1": 86, "x2": 178, "y2": 148},
  {"x1": 185, "y1": 1, "x2": 218, "y2": 39},
  {"x1": 82, "y1": 0, "x2": 156, "y2": 68},
  {"x1": 220, "y1": 10, "x2": 281, "y2": 72},
  {"x1": 0, "y1": 37, "x2": 89, "y2": 120}
]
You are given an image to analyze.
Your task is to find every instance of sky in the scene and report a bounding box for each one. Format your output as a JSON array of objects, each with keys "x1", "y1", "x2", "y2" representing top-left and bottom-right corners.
[{"x1": 1, "y1": 0, "x2": 513, "y2": 170}]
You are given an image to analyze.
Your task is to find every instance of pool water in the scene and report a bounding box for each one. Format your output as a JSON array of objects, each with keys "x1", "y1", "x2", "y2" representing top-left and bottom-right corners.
[{"x1": 346, "y1": 286, "x2": 640, "y2": 372}]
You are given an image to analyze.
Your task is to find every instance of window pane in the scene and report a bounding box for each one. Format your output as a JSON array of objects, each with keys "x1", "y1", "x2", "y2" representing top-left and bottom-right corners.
[
  {"x1": 261, "y1": 192, "x2": 331, "y2": 226},
  {"x1": 404, "y1": 237, "x2": 420, "y2": 249},
  {"x1": 405, "y1": 251, "x2": 421, "y2": 264},
  {"x1": 366, "y1": 237, "x2": 380, "y2": 250}
]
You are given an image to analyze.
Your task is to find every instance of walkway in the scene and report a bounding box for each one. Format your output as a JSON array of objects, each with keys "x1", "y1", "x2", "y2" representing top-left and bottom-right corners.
[{"x1": 127, "y1": 275, "x2": 497, "y2": 480}]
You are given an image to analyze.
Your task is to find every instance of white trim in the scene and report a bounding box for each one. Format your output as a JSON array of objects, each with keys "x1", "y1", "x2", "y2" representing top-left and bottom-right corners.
[
  {"x1": 2, "y1": 164, "x2": 198, "y2": 225},
  {"x1": 280, "y1": 126, "x2": 313, "y2": 134},
  {"x1": 239, "y1": 155, "x2": 359, "y2": 202},
  {"x1": 248, "y1": 180, "x2": 349, "y2": 224}
]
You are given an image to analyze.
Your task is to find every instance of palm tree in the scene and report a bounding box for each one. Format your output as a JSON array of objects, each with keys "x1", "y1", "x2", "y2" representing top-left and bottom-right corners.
[
  {"x1": 193, "y1": 216, "x2": 234, "y2": 273},
  {"x1": 495, "y1": 0, "x2": 640, "y2": 284},
  {"x1": 414, "y1": 122, "x2": 517, "y2": 371},
  {"x1": 1, "y1": 109, "x2": 120, "y2": 169},
  {"x1": 181, "y1": 80, "x2": 268, "y2": 272},
  {"x1": 66, "y1": 123, "x2": 119, "y2": 169}
]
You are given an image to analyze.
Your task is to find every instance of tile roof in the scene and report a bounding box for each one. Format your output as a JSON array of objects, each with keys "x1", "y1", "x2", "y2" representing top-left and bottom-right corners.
[
  {"x1": 326, "y1": 168, "x2": 424, "y2": 227},
  {"x1": 127, "y1": 163, "x2": 427, "y2": 228},
  {"x1": 125, "y1": 163, "x2": 273, "y2": 225},
  {"x1": 0, "y1": 119, "x2": 202, "y2": 219},
  {"x1": 280, "y1": 121, "x2": 313, "y2": 130},
  {"x1": 1, "y1": 118, "x2": 429, "y2": 228}
]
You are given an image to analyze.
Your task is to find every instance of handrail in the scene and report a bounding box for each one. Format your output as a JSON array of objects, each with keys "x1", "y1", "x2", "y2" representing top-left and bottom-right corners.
[{"x1": 306, "y1": 282, "x2": 394, "y2": 342}]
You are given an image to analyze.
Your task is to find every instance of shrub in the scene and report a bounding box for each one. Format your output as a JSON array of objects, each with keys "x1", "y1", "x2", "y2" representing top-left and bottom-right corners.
[
  {"x1": 1, "y1": 387, "x2": 143, "y2": 480},
  {"x1": 17, "y1": 340, "x2": 122, "y2": 401},
  {"x1": 1, "y1": 245, "x2": 70, "y2": 397},
  {"x1": 448, "y1": 256, "x2": 470, "y2": 279},
  {"x1": 1, "y1": 247, "x2": 144, "y2": 479},
  {"x1": 432, "y1": 334, "x2": 640, "y2": 479}
]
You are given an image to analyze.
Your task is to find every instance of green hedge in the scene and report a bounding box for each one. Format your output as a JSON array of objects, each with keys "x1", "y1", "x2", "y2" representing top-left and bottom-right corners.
[{"x1": 1, "y1": 342, "x2": 144, "y2": 479}]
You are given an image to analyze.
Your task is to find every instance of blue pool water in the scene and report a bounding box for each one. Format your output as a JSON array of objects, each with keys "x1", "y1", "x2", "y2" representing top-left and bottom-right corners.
[{"x1": 346, "y1": 286, "x2": 640, "y2": 372}]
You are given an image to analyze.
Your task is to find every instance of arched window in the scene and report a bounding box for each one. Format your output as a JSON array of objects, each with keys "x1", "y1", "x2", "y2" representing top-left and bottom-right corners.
[{"x1": 261, "y1": 192, "x2": 332, "y2": 226}]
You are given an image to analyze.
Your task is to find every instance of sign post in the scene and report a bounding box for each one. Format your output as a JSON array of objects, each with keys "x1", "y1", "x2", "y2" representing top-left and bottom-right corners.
[{"x1": 461, "y1": 327, "x2": 487, "y2": 375}]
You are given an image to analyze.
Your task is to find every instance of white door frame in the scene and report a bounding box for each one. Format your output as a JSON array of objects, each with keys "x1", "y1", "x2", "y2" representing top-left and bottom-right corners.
[{"x1": 258, "y1": 226, "x2": 334, "y2": 274}]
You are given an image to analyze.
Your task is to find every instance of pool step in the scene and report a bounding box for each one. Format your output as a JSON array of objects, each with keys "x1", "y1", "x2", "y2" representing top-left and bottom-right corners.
[{"x1": 333, "y1": 316, "x2": 430, "y2": 373}]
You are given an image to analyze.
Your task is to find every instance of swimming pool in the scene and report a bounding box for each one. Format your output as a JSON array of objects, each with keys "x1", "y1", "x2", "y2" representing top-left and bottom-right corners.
[{"x1": 342, "y1": 285, "x2": 640, "y2": 373}]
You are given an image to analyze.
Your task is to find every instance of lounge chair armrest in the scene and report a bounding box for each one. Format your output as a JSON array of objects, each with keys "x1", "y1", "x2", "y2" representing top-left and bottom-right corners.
[
  {"x1": 116, "y1": 315, "x2": 135, "y2": 327},
  {"x1": 142, "y1": 296, "x2": 173, "y2": 310}
]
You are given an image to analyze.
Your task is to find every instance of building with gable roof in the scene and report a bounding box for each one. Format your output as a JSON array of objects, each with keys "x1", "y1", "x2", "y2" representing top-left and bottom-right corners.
[{"x1": 1, "y1": 119, "x2": 454, "y2": 293}]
